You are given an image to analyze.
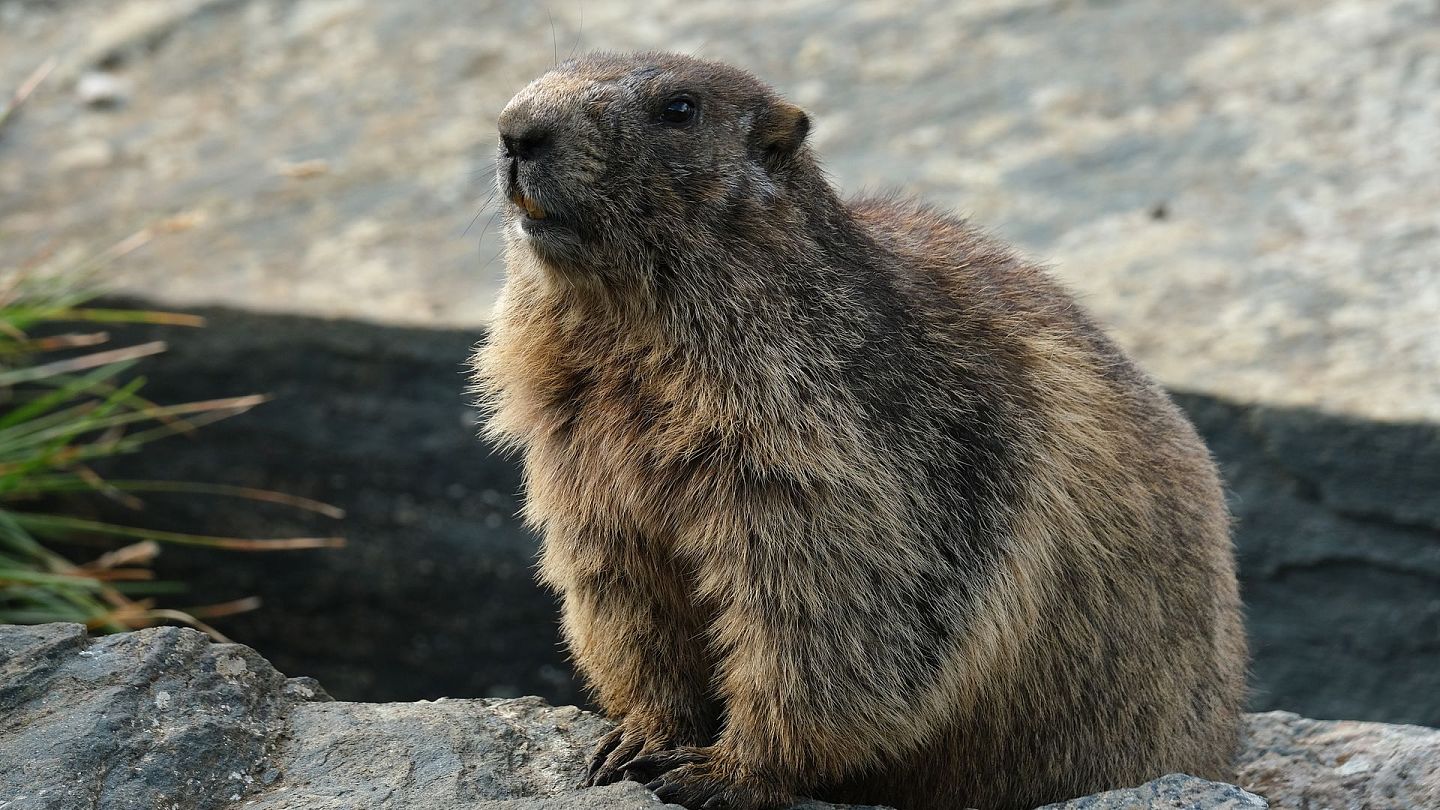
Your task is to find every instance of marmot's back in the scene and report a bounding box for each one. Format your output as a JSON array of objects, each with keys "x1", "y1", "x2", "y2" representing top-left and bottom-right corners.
[
  {"x1": 820, "y1": 195, "x2": 1245, "y2": 808},
  {"x1": 475, "y1": 51, "x2": 1245, "y2": 810}
]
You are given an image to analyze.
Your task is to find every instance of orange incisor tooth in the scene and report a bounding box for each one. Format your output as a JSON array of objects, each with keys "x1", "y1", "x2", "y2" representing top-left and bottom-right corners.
[{"x1": 511, "y1": 189, "x2": 546, "y2": 220}]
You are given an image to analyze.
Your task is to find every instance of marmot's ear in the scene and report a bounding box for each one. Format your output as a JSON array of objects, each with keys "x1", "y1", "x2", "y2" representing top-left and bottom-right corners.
[{"x1": 753, "y1": 101, "x2": 810, "y2": 169}]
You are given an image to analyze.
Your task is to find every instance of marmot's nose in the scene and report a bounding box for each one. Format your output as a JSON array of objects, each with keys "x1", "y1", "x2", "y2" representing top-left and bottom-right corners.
[{"x1": 500, "y1": 126, "x2": 552, "y2": 161}]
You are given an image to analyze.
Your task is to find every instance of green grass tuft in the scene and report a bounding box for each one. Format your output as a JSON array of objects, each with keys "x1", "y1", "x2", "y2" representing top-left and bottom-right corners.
[{"x1": 1, "y1": 257, "x2": 344, "y2": 640}]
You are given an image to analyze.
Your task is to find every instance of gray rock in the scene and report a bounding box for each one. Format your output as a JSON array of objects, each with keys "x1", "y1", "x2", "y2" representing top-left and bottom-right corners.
[
  {"x1": 0, "y1": 622, "x2": 292, "y2": 810},
  {"x1": 3, "y1": 624, "x2": 1438, "y2": 810},
  {"x1": 1038, "y1": 773, "x2": 1267, "y2": 809},
  {"x1": 251, "y1": 697, "x2": 609, "y2": 807},
  {"x1": 1238, "y1": 711, "x2": 1440, "y2": 810},
  {"x1": 0, "y1": 623, "x2": 802, "y2": 810},
  {"x1": 477, "y1": 783, "x2": 680, "y2": 809}
]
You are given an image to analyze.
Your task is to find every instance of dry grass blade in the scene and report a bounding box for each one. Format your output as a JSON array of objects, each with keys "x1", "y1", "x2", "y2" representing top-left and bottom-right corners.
[
  {"x1": 101, "y1": 393, "x2": 271, "y2": 444},
  {"x1": 82, "y1": 540, "x2": 160, "y2": 570},
  {"x1": 0, "y1": 394, "x2": 270, "y2": 466},
  {"x1": 0, "y1": 341, "x2": 168, "y2": 386},
  {"x1": 58, "y1": 309, "x2": 206, "y2": 327},
  {"x1": 90, "y1": 601, "x2": 233, "y2": 642},
  {"x1": 11, "y1": 512, "x2": 346, "y2": 550},
  {"x1": 98, "y1": 229, "x2": 154, "y2": 264},
  {"x1": 0, "y1": 56, "x2": 56, "y2": 135},
  {"x1": 183, "y1": 596, "x2": 262, "y2": 619},
  {"x1": 141, "y1": 609, "x2": 229, "y2": 641},
  {"x1": 3, "y1": 478, "x2": 344, "y2": 519},
  {"x1": 100, "y1": 481, "x2": 346, "y2": 518},
  {"x1": 205, "y1": 536, "x2": 347, "y2": 551},
  {"x1": 0, "y1": 332, "x2": 110, "y2": 354},
  {"x1": 172, "y1": 484, "x2": 345, "y2": 518},
  {"x1": 83, "y1": 568, "x2": 155, "y2": 582},
  {"x1": 75, "y1": 464, "x2": 145, "y2": 509}
]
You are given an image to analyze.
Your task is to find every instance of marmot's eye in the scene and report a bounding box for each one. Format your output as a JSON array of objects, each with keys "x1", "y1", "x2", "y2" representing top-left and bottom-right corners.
[{"x1": 659, "y1": 96, "x2": 697, "y2": 127}]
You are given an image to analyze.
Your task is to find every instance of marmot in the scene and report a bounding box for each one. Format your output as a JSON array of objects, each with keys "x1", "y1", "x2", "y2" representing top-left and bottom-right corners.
[{"x1": 472, "y1": 52, "x2": 1245, "y2": 810}]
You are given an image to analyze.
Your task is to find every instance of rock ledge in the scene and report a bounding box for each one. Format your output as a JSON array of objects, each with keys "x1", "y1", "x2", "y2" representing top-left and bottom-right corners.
[{"x1": 2, "y1": 624, "x2": 1436, "y2": 809}]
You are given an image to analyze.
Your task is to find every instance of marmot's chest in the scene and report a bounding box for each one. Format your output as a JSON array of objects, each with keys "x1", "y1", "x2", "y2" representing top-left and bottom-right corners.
[
  {"x1": 491, "y1": 312, "x2": 874, "y2": 543},
  {"x1": 514, "y1": 349, "x2": 732, "y2": 541}
]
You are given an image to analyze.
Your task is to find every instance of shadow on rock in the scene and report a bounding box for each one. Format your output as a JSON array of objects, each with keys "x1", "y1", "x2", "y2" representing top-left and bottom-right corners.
[{"x1": 74, "y1": 302, "x2": 1440, "y2": 727}]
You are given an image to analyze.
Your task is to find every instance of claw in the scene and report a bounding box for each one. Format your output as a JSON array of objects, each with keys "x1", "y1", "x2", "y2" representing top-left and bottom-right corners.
[
  {"x1": 584, "y1": 727, "x2": 627, "y2": 787},
  {"x1": 587, "y1": 719, "x2": 691, "y2": 787},
  {"x1": 639, "y1": 753, "x2": 790, "y2": 810},
  {"x1": 595, "y1": 735, "x2": 646, "y2": 786},
  {"x1": 627, "y1": 746, "x2": 707, "y2": 780}
]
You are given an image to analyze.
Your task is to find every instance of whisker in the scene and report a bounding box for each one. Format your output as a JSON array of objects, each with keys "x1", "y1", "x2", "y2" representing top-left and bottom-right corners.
[
  {"x1": 476, "y1": 205, "x2": 506, "y2": 245},
  {"x1": 463, "y1": 189, "x2": 501, "y2": 238},
  {"x1": 479, "y1": 244, "x2": 507, "y2": 276},
  {"x1": 567, "y1": 2, "x2": 585, "y2": 62},
  {"x1": 463, "y1": 207, "x2": 490, "y2": 239},
  {"x1": 548, "y1": 7, "x2": 558, "y2": 67}
]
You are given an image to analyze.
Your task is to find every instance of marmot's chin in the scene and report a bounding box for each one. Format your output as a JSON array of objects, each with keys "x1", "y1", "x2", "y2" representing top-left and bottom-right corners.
[{"x1": 514, "y1": 216, "x2": 584, "y2": 266}]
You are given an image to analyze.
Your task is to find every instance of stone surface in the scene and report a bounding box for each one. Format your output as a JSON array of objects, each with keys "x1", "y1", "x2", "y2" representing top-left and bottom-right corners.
[
  {"x1": 1238, "y1": 711, "x2": 1440, "y2": 810},
  {"x1": 0, "y1": 623, "x2": 656, "y2": 810},
  {"x1": 0, "y1": 622, "x2": 870, "y2": 809},
  {"x1": 0, "y1": 622, "x2": 295, "y2": 810},
  {"x1": 2, "y1": 0, "x2": 1438, "y2": 422},
  {"x1": 10, "y1": 623, "x2": 1440, "y2": 810},
  {"x1": 78, "y1": 305, "x2": 1440, "y2": 728},
  {"x1": 246, "y1": 699, "x2": 626, "y2": 809},
  {"x1": 1038, "y1": 774, "x2": 1266, "y2": 809}
]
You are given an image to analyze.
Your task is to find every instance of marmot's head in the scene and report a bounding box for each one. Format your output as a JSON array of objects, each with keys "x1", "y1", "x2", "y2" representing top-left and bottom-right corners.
[{"x1": 495, "y1": 52, "x2": 816, "y2": 287}]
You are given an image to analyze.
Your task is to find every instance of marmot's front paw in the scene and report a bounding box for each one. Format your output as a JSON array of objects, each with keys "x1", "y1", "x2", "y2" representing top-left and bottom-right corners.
[
  {"x1": 584, "y1": 715, "x2": 679, "y2": 787},
  {"x1": 634, "y1": 747, "x2": 792, "y2": 810}
]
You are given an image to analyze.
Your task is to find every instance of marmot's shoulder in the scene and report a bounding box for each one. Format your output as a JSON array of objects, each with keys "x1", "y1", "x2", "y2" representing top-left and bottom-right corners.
[{"x1": 846, "y1": 194, "x2": 1077, "y2": 321}]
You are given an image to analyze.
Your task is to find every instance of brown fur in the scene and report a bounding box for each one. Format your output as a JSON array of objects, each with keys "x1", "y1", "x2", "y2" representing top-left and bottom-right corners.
[{"x1": 472, "y1": 52, "x2": 1245, "y2": 810}]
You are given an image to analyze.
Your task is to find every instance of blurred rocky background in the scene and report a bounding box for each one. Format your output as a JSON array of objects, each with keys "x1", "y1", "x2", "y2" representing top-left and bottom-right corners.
[{"x1": 2, "y1": 0, "x2": 1437, "y2": 726}]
